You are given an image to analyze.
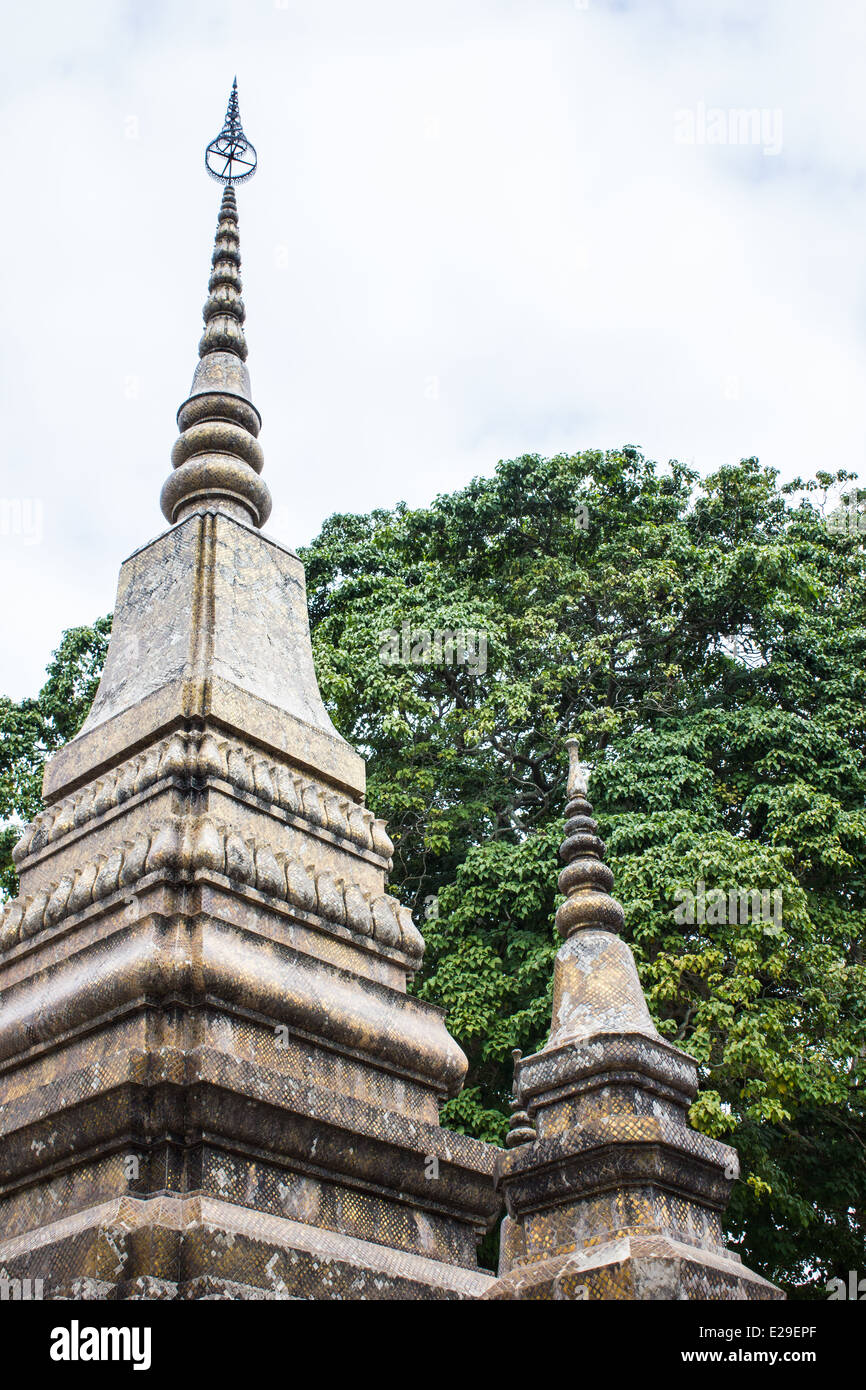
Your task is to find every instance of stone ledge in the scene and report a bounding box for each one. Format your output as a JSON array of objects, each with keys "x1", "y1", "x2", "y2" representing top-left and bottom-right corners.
[
  {"x1": 0, "y1": 1194, "x2": 497, "y2": 1300},
  {"x1": 481, "y1": 1232, "x2": 783, "y2": 1301}
]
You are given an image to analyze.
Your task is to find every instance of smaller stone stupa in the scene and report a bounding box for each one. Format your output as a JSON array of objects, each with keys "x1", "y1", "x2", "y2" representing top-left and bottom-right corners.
[{"x1": 482, "y1": 739, "x2": 783, "y2": 1300}]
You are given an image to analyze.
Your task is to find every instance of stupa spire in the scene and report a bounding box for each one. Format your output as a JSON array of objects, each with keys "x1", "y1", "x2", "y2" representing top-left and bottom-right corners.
[
  {"x1": 549, "y1": 738, "x2": 659, "y2": 1045},
  {"x1": 161, "y1": 80, "x2": 271, "y2": 529}
]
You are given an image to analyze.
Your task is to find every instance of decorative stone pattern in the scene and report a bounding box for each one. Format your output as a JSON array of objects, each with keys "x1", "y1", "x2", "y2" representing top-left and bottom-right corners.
[
  {"x1": 1, "y1": 815, "x2": 420, "y2": 960},
  {"x1": 12, "y1": 730, "x2": 392, "y2": 869}
]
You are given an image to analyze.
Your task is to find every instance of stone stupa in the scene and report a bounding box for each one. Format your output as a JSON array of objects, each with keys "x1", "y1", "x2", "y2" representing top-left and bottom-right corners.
[
  {"x1": 0, "y1": 81, "x2": 499, "y2": 1300},
  {"x1": 481, "y1": 740, "x2": 783, "y2": 1300}
]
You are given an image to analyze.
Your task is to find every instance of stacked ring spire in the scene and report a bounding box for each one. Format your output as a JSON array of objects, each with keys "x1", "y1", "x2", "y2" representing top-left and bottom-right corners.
[{"x1": 161, "y1": 81, "x2": 271, "y2": 529}]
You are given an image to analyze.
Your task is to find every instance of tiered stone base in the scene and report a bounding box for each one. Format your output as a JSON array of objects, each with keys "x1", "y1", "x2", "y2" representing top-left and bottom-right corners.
[
  {"x1": 483, "y1": 1229, "x2": 781, "y2": 1300},
  {"x1": 0, "y1": 1196, "x2": 495, "y2": 1300}
]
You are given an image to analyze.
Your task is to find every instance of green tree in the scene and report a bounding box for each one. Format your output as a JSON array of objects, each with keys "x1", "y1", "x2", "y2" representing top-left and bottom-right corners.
[{"x1": 0, "y1": 618, "x2": 110, "y2": 896}]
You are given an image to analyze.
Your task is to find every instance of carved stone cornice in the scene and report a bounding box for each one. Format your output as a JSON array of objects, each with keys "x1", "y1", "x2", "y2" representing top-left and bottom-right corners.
[
  {"x1": 2, "y1": 814, "x2": 419, "y2": 961},
  {"x1": 14, "y1": 729, "x2": 393, "y2": 871}
]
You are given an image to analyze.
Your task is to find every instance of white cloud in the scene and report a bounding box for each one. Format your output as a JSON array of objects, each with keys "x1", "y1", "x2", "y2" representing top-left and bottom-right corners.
[{"x1": 2, "y1": 0, "x2": 865, "y2": 697}]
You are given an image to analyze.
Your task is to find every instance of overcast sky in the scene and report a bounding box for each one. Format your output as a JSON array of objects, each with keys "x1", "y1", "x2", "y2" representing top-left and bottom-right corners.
[{"x1": 2, "y1": 0, "x2": 865, "y2": 699}]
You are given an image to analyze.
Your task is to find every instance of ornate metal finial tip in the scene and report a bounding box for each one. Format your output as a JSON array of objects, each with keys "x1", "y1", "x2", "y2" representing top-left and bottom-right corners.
[{"x1": 205, "y1": 78, "x2": 257, "y2": 185}]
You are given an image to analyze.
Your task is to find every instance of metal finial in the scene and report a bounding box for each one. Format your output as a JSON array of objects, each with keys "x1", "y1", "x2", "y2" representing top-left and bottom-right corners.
[{"x1": 205, "y1": 78, "x2": 257, "y2": 185}]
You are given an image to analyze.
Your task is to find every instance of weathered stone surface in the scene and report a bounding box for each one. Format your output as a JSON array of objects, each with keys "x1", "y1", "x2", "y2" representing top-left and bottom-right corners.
[
  {"x1": 44, "y1": 514, "x2": 364, "y2": 804},
  {"x1": 482, "y1": 1234, "x2": 779, "y2": 1301}
]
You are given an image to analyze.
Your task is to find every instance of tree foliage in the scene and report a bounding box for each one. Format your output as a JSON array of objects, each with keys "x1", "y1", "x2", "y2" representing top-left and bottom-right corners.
[{"x1": 0, "y1": 618, "x2": 110, "y2": 897}]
